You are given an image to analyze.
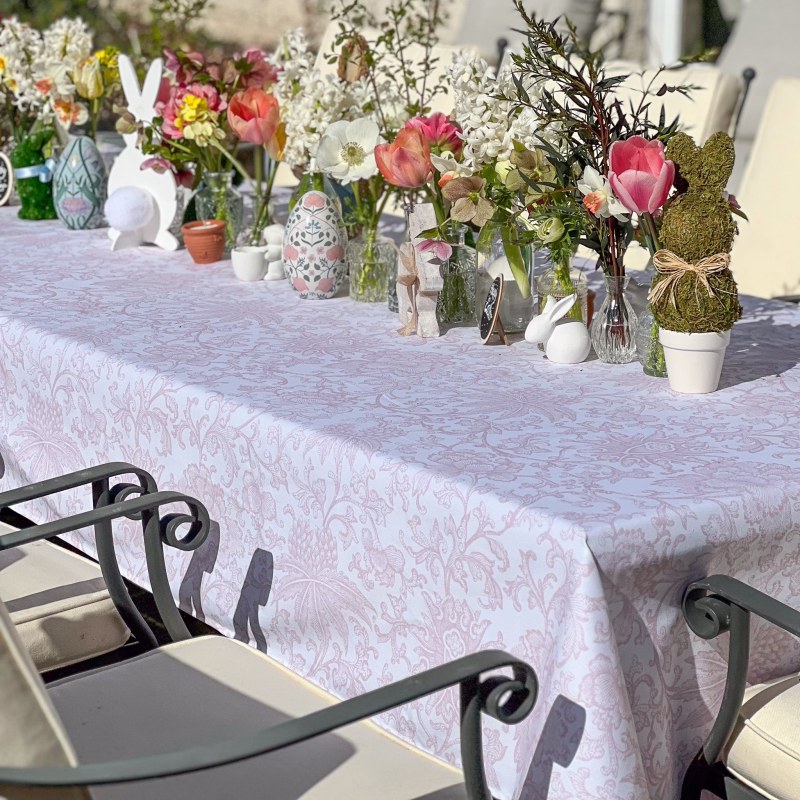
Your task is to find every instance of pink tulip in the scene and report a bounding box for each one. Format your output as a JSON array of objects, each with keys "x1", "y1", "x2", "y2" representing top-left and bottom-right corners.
[
  {"x1": 375, "y1": 128, "x2": 433, "y2": 189},
  {"x1": 227, "y1": 88, "x2": 284, "y2": 158},
  {"x1": 608, "y1": 136, "x2": 675, "y2": 215},
  {"x1": 405, "y1": 113, "x2": 463, "y2": 155}
]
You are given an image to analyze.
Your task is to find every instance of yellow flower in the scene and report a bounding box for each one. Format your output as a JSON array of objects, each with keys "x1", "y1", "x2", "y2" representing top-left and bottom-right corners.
[
  {"x1": 95, "y1": 47, "x2": 120, "y2": 84},
  {"x1": 0, "y1": 55, "x2": 6, "y2": 76},
  {"x1": 74, "y1": 57, "x2": 104, "y2": 100},
  {"x1": 177, "y1": 94, "x2": 208, "y2": 126}
]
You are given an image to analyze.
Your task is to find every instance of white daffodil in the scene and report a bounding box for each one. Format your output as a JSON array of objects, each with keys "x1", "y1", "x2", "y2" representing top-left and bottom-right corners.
[
  {"x1": 316, "y1": 117, "x2": 382, "y2": 184},
  {"x1": 577, "y1": 165, "x2": 629, "y2": 222},
  {"x1": 430, "y1": 150, "x2": 472, "y2": 178}
]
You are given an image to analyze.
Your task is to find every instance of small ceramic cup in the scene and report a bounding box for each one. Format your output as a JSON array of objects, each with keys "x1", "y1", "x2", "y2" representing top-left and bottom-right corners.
[{"x1": 231, "y1": 245, "x2": 270, "y2": 282}]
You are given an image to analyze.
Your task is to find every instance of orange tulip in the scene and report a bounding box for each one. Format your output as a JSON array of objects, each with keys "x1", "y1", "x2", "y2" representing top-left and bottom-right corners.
[
  {"x1": 375, "y1": 128, "x2": 433, "y2": 189},
  {"x1": 227, "y1": 88, "x2": 283, "y2": 159}
]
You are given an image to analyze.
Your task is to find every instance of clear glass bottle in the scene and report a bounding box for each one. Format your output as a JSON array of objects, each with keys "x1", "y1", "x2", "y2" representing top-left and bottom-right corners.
[
  {"x1": 474, "y1": 218, "x2": 534, "y2": 333},
  {"x1": 347, "y1": 228, "x2": 396, "y2": 303},
  {"x1": 437, "y1": 221, "x2": 477, "y2": 326},
  {"x1": 195, "y1": 171, "x2": 244, "y2": 256},
  {"x1": 632, "y1": 262, "x2": 668, "y2": 377},
  {"x1": 536, "y1": 255, "x2": 589, "y2": 323},
  {"x1": 590, "y1": 274, "x2": 639, "y2": 364}
]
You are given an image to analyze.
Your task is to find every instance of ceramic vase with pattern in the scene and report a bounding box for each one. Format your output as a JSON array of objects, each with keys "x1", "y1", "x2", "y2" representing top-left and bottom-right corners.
[
  {"x1": 53, "y1": 136, "x2": 108, "y2": 230},
  {"x1": 282, "y1": 190, "x2": 347, "y2": 299}
]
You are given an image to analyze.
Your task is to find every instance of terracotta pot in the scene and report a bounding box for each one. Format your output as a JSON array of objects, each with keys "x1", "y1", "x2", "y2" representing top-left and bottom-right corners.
[{"x1": 182, "y1": 220, "x2": 226, "y2": 265}]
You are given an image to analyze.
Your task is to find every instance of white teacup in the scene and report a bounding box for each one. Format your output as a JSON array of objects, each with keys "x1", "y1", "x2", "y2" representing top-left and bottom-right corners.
[{"x1": 231, "y1": 246, "x2": 269, "y2": 282}]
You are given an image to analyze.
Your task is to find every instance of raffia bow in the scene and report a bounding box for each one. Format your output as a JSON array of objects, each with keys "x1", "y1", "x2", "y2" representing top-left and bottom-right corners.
[
  {"x1": 648, "y1": 249, "x2": 732, "y2": 309},
  {"x1": 397, "y1": 242, "x2": 419, "y2": 336}
]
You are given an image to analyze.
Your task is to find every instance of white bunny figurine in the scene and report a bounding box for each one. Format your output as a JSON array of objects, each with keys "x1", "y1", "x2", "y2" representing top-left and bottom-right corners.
[
  {"x1": 525, "y1": 294, "x2": 591, "y2": 364},
  {"x1": 104, "y1": 56, "x2": 179, "y2": 252},
  {"x1": 261, "y1": 223, "x2": 285, "y2": 280}
]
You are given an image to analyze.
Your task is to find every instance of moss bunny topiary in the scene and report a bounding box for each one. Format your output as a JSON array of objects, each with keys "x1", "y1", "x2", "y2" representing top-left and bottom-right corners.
[
  {"x1": 9, "y1": 129, "x2": 57, "y2": 221},
  {"x1": 650, "y1": 131, "x2": 742, "y2": 333}
]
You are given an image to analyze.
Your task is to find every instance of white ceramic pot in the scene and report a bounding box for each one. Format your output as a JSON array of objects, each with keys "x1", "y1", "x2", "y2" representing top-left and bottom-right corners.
[
  {"x1": 231, "y1": 246, "x2": 269, "y2": 282},
  {"x1": 659, "y1": 328, "x2": 731, "y2": 394}
]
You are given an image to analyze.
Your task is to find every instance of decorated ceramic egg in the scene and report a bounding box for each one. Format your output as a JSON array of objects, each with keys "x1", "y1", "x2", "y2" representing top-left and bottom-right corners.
[
  {"x1": 282, "y1": 190, "x2": 347, "y2": 299},
  {"x1": 53, "y1": 135, "x2": 108, "y2": 230}
]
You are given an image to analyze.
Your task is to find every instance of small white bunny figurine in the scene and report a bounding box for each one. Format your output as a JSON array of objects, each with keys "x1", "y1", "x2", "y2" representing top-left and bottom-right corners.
[
  {"x1": 525, "y1": 294, "x2": 591, "y2": 364},
  {"x1": 105, "y1": 56, "x2": 179, "y2": 251},
  {"x1": 261, "y1": 223, "x2": 285, "y2": 280}
]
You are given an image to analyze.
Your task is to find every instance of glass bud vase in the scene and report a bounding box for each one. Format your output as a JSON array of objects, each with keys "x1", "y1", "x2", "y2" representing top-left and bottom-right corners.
[
  {"x1": 196, "y1": 171, "x2": 244, "y2": 256},
  {"x1": 347, "y1": 230, "x2": 396, "y2": 303},
  {"x1": 475, "y1": 218, "x2": 534, "y2": 333},
  {"x1": 632, "y1": 263, "x2": 668, "y2": 377},
  {"x1": 536, "y1": 258, "x2": 588, "y2": 323},
  {"x1": 437, "y1": 221, "x2": 477, "y2": 326},
  {"x1": 636, "y1": 308, "x2": 668, "y2": 377},
  {"x1": 590, "y1": 275, "x2": 639, "y2": 364}
]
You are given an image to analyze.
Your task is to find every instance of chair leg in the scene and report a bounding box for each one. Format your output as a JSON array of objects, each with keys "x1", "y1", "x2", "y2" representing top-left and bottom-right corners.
[{"x1": 682, "y1": 751, "x2": 726, "y2": 800}]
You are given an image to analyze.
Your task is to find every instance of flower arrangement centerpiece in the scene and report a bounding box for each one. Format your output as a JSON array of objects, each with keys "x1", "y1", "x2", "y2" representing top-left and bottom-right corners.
[
  {"x1": 0, "y1": 16, "x2": 93, "y2": 219},
  {"x1": 436, "y1": 52, "x2": 544, "y2": 329},
  {"x1": 648, "y1": 131, "x2": 743, "y2": 393},
  {"x1": 129, "y1": 46, "x2": 284, "y2": 250},
  {"x1": 311, "y1": 0, "x2": 448, "y2": 303},
  {"x1": 507, "y1": 3, "x2": 686, "y2": 362}
]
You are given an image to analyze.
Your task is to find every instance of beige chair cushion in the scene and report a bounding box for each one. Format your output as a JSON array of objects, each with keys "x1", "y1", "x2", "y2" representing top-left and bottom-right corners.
[
  {"x1": 731, "y1": 78, "x2": 800, "y2": 299},
  {"x1": 726, "y1": 673, "x2": 800, "y2": 800},
  {"x1": 48, "y1": 636, "x2": 467, "y2": 800},
  {"x1": 0, "y1": 598, "x2": 91, "y2": 800},
  {"x1": 0, "y1": 525, "x2": 129, "y2": 672}
]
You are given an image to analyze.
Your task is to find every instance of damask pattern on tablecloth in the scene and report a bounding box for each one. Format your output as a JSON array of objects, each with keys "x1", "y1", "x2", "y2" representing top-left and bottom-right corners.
[{"x1": 1, "y1": 210, "x2": 800, "y2": 800}]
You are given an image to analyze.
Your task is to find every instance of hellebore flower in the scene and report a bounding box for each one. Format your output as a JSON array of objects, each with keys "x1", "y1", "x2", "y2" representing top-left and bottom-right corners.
[
  {"x1": 416, "y1": 239, "x2": 453, "y2": 261},
  {"x1": 608, "y1": 136, "x2": 675, "y2": 215},
  {"x1": 441, "y1": 176, "x2": 495, "y2": 227}
]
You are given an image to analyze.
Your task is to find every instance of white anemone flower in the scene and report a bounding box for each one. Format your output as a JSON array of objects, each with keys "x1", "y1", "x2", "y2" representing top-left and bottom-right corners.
[
  {"x1": 577, "y1": 165, "x2": 629, "y2": 222},
  {"x1": 316, "y1": 118, "x2": 382, "y2": 184}
]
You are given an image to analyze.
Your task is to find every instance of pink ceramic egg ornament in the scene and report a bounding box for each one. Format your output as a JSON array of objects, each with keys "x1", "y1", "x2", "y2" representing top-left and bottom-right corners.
[{"x1": 282, "y1": 191, "x2": 347, "y2": 299}]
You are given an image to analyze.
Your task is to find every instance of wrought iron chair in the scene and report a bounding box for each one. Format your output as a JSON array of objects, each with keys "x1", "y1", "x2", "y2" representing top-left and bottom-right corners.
[
  {"x1": 0, "y1": 462, "x2": 163, "y2": 674},
  {"x1": 682, "y1": 575, "x2": 800, "y2": 800},
  {"x1": 0, "y1": 480, "x2": 538, "y2": 800}
]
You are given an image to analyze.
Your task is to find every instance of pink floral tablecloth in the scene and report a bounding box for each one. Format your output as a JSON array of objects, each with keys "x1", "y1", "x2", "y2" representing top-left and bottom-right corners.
[{"x1": 2, "y1": 208, "x2": 800, "y2": 800}]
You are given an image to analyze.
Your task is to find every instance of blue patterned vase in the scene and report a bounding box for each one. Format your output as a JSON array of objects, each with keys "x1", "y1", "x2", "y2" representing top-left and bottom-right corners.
[{"x1": 53, "y1": 136, "x2": 108, "y2": 230}]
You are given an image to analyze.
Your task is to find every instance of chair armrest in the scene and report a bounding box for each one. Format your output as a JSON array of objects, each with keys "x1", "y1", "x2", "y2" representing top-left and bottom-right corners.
[
  {"x1": 0, "y1": 649, "x2": 536, "y2": 800},
  {"x1": 0, "y1": 491, "x2": 204, "y2": 550},
  {"x1": 0, "y1": 484, "x2": 211, "y2": 649},
  {"x1": 682, "y1": 574, "x2": 800, "y2": 769},
  {"x1": 0, "y1": 462, "x2": 157, "y2": 512},
  {"x1": 684, "y1": 574, "x2": 800, "y2": 640}
]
